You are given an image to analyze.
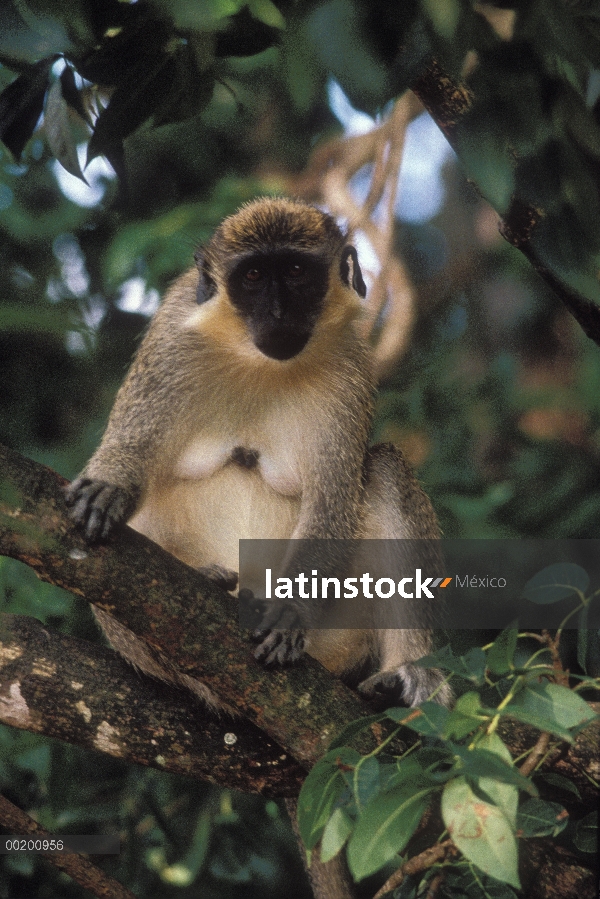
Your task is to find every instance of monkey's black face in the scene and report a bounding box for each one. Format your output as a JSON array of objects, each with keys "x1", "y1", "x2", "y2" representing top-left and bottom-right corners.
[{"x1": 227, "y1": 250, "x2": 329, "y2": 360}]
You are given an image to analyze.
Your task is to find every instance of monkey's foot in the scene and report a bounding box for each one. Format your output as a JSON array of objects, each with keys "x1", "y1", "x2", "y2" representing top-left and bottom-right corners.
[
  {"x1": 64, "y1": 478, "x2": 136, "y2": 542},
  {"x1": 253, "y1": 629, "x2": 306, "y2": 666},
  {"x1": 358, "y1": 664, "x2": 452, "y2": 708},
  {"x1": 198, "y1": 564, "x2": 238, "y2": 592}
]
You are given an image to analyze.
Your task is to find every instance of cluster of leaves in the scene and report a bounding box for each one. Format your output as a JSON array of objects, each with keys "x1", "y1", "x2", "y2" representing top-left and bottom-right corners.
[
  {"x1": 3, "y1": 0, "x2": 600, "y2": 311},
  {"x1": 298, "y1": 565, "x2": 600, "y2": 897},
  {"x1": 0, "y1": 0, "x2": 291, "y2": 182}
]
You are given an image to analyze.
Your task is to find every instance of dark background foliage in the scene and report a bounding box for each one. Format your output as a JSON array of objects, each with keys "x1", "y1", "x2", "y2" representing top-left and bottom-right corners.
[{"x1": 1, "y1": 0, "x2": 600, "y2": 896}]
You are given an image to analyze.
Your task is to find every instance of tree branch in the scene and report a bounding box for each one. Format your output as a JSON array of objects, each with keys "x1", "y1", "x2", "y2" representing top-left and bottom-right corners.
[
  {"x1": 411, "y1": 61, "x2": 600, "y2": 347},
  {"x1": 0, "y1": 613, "x2": 305, "y2": 797},
  {"x1": 1, "y1": 445, "x2": 598, "y2": 898},
  {"x1": 0, "y1": 443, "x2": 374, "y2": 768}
]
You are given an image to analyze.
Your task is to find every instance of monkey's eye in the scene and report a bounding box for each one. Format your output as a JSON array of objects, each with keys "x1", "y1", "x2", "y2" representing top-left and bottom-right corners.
[
  {"x1": 287, "y1": 263, "x2": 304, "y2": 278},
  {"x1": 245, "y1": 268, "x2": 262, "y2": 282}
]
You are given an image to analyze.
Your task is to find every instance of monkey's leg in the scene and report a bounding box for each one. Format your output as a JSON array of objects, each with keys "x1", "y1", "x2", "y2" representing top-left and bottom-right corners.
[
  {"x1": 356, "y1": 444, "x2": 452, "y2": 708},
  {"x1": 358, "y1": 631, "x2": 452, "y2": 707}
]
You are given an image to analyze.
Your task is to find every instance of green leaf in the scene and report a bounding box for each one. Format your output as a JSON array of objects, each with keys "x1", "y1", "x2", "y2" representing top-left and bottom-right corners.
[
  {"x1": 0, "y1": 3, "x2": 71, "y2": 65},
  {"x1": 328, "y1": 713, "x2": 386, "y2": 751},
  {"x1": 472, "y1": 733, "x2": 520, "y2": 826},
  {"x1": 444, "y1": 691, "x2": 487, "y2": 740},
  {"x1": 153, "y1": 43, "x2": 214, "y2": 126},
  {"x1": 574, "y1": 811, "x2": 598, "y2": 854},
  {"x1": 417, "y1": 645, "x2": 487, "y2": 685},
  {"x1": 305, "y1": 0, "x2": 389, "y2": 113},
  {"x1": 347, "y1": 785, "x2": 432, "y2": 880},
  {"x1": 180, "y1": 810, "x2": 211, "y2": 877},
  {"x1": 60, "y1": 65, "x2": 92, "y2": 127},
  {"x1": 353, "y1": 756, "x2": 380, "y2": 809},
  {"x1": 423, "y1": 0, "x2": 460, "y2": 39},
  {"x1": 0, "y1": 59, "x2": 51, "y2": 159},
  {"x1": 456, "y1": 127, "x2": 515, "y2": 214},
  {"x1": 517, "y1": 799, "x2": 568, "y2": 838},
  {"x1": 386, "y1": 701, "x2": 449, "y2": 736},
  {"x1": 215, "y1": 5, "x2": 280, "y2": 57},
  {"x1": 248, "y1": 0, "x2": 286, "y2": 30},
  {"x1": 87, "y1": 54, "x2": 176, "y2": 163},
  {"x1": 487, "y1": 626, "x2": 518, "y2": 675},
  {"x1": 319, "y1": 807, "x2": 353, "y2": 863},
  {"x1": 453, "y1": 745, "x2": 535, "y2": 807},
  {"x1": 297, "y1": 748, "x2": 360, "y2": 849},
  {"x1": 522, "y1": 563, "x2": 589, "y2": 604},
  {"x1": 444, "y1": 864, "x2": 519, "y2": 898},
  {"x1": 381, "y1": 757, "x2": 432, "y2": 792},
  {"x1": 167, "y1": 0, "x2": 244, "y2": 30},
  {"x1": 531, "y1": 212, "x2": 600, "y2": 307},
  {"x1": 44, "y1": 78, "x2": 86, "y2": 181},
  {"x1": 503, "y1": 681, "x2": 598, "y2": 739},
  {"x1": 536, "y1": 772, "x2": 581, "y2": 801},
  {"x1": 454, "y1": 693, "x2": 484, "y2": 718},
  {"x1": 442, "y1": 776, "x2": 520, "y2": 889}
]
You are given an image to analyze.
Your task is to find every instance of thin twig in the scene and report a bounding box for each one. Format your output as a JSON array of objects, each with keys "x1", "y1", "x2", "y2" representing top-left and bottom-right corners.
[
  {"x1": 519, "y1": 731, "x2": 551, "y2": 777},
  {"x1": 372, "y1": 839, "x2": 454, "y2": 899}
]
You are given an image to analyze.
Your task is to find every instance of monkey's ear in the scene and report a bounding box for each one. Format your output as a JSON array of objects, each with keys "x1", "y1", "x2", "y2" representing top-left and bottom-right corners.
[
  {"x1": 193, "y1": 251, "x2": 217, "y2": 304},
  {"x1": 340, "y1": 245, "x2": 367, "y2": 298}
]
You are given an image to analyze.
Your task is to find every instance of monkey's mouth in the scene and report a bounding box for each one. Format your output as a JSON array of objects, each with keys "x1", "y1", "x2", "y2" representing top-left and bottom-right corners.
[{"x1": 253, "y1": 327, "x2": 312, "y2": 360}]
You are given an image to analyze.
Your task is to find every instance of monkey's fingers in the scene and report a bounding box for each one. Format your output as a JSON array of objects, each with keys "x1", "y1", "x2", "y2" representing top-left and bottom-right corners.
[
  {"x1": 197, "y1": 564, "x2": 238, "y2": 592},
  {"x1": 63, "y1": 478, "x2": 134, "y2": 542},
  {"x1": 253, "y1": 630, "x2": 305, "y2": 666}
]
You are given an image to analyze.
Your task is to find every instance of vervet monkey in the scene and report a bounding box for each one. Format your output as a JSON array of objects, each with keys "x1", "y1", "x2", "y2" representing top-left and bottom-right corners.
[
  {"x1": 65, "y1": 197, "x2": 450, "y2": 894},
  {"x1": 65, "y1": 196, "x2": 449, "y2": 706}
]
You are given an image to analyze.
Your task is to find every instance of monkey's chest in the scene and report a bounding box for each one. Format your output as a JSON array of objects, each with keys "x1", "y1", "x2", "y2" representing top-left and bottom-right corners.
[
  {"x1": 130, "y1": 438, "x2": 302, "y2": 572},
  {"x1": 173, "y1": 436, "x2": 302, "y2": 497}
]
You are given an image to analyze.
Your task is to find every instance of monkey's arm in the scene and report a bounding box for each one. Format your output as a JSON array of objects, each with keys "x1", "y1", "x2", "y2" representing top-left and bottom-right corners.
[
  {"x1": 64, "y1": 292, "x2": 193, "y2": 541},
  {"x1": 65, "y1": 398, "x2": 160, "y2": 540}
]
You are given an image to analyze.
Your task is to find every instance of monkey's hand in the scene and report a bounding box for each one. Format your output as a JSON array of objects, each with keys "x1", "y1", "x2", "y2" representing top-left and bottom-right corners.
[
  {"x1": 239, "y1": 592, "x2": 306, "y2": 665},
  {"x1": 253, "y1": 628, "x2": 306, "y2": 666},
  {"x1": 358, "y1": 665, "x2": 451, "y2": 708},
  {"x1": 64, "y1": 478, "x2": 137, "y2": 542}
]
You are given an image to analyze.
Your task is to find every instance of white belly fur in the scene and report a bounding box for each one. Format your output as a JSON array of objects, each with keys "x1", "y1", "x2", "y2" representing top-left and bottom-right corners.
[
  {"x1": 127, "y1": 432, "x2": 368, "y2": 676},
  {"x1": 129, "y1": 464, "x2": 301, "y2": 574}
]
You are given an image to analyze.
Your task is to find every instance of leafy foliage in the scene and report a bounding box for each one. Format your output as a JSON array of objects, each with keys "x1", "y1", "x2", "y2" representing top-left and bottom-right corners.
[
  {"x1": 2, "y1": 0, "x2": 600, "y2": 318},
  {"x1": 1, "y1": 2, "x2": 600, "y2": 897},
  {"x1": 297, "y1": 598, "x2": 600, "y2": 894}
]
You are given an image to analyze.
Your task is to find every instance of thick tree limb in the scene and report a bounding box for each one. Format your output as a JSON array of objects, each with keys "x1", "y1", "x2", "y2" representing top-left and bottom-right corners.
[
  {"x1": 0, "y1": 613, "x2": 305, "y2": 797},
  {"x1": 0, "y1": 443, "x2": 374, "y2": 768}
]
